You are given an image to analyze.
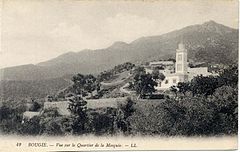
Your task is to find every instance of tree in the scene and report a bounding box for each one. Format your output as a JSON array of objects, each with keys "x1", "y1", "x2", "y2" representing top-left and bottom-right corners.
[
  {"x1": 177, "y1": 82, "x2": 191, "y2": 95},
  {"x1": 84, "y1": 74, "x2": 99, "y2": 97},
  {"x1": 72, "y1": 74, "x2": 100, "y2": 97},
  {"x1": 72, "y1": 74, "x2": 86, "y2": 95},
  {"x1": 158, "y1": 73, "x2": 165, "y2": 81},
  {"x1": 19, "y1": 116, "x2": 41, "y2": 135},
  {"x1": 98, "y1": 71, "x2": 113, "y2": 82},
  {"x1": 0, "y1": 101, "x2": 26, "y2": 134},
  {"x1": 167, "y1": 58, "x2": 176, "y2": 62},
  {"x1": 128, "y1": 82, "x2": 134, "y2": 90},
  {"x1": 133, "y1": 73, "x2": 157, "y2": 98},
  {"x1": 218, "y1": 64, "x2": 238, "y2": 87},
  {"x1": 190, "y1": 75, "x2": 219, "y2": 97},
  {"x1": 152, "y1": 68, "x2": 160, "y2": 80},
  {"x1": 68, "y1": 95, "x2": 88, "y2": 134},
  {"x1": 29, "y1": 101, "x2": 41, "y2": 112},
  {"x1": 179, "y1": 95, "x2": 215, "y2": 135},
  {"x1": 170, "y1": 86, "x2": 178, "y2": 99},
  {"x1": 121, "y1": 98, "x2": 136, "y2": 119},
  {"x1": 133, "y1": 66, "x2": 146, "y2": 75},
  {"x1": 39, "y1": 107, "x2": 73, "y2": 135},
  {"x1": 116, "y1": 98, "x2": 136, "y2": 133},
  {"x1": 208, "y1": 86, "x2": 238, "y2": 134},
  {"x1": 86, "y1": 107, "x2": 118, "y2": 135},
  {"x1": 154, "y1": 66, "x2": 164, "y2": 70}
]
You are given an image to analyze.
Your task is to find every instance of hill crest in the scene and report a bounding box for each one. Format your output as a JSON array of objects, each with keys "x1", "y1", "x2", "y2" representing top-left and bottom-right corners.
[{"x1": 1, "y1": 20, "x2": 238, "y2": 81}]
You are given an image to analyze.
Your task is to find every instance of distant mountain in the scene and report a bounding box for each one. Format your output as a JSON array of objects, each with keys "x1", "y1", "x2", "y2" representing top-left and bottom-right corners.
[
  {"x1": 0, "y1": 76, "x2": 72, "y2": 100},
  {"x1": 1, "y1": 20, "x2": 238, "y2": 81}
]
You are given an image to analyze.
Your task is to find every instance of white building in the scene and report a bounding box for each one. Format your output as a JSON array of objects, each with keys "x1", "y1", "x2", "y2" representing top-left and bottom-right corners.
[
  {"x1": 155, "y1": 43, "x2": 213, "y2": 90},
  {"x1": 149, "y1": 61, "x2": 174, "y2": 67}
]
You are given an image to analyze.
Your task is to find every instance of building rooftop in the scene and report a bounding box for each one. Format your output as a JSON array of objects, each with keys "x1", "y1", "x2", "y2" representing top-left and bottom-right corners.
[{"x1": 149, "y1": 61, "x2": 174, "y2": 65}]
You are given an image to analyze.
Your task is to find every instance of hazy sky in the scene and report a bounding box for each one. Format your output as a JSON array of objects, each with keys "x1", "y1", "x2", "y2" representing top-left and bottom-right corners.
[{"x1": 0, "y1": 0, "x2": 238, "y2": 68}]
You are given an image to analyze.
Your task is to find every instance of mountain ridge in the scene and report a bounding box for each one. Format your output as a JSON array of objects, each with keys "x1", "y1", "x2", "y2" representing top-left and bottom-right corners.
[{"x1": 1, "y1": 20, "x2": 238, "y2": 81}]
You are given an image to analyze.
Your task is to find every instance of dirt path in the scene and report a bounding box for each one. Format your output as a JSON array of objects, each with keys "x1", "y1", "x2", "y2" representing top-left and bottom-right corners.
[{"x1": 119, "y1": 82, "x2": 135, "y2": 94}]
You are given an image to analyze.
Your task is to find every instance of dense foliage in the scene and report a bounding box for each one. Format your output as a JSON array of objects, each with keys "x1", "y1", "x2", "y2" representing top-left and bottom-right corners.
[
  {"x1": 71, "y1": 74, "x2": 100, "y2": 97},
  {"x1": 170, "y1": 64, "x2": 238, "y2": 98},
  {"x1": 68, "y1": 95, "x2": 88, "y2": 134},
  {"x1": 133, "y1": 72, "x2": 157, "y2": 98}
]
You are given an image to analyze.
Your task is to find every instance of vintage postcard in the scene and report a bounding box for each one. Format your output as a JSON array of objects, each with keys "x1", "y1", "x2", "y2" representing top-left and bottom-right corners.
[{"x1": 0, "y1": 0, "x2": 238, "y2": 151}]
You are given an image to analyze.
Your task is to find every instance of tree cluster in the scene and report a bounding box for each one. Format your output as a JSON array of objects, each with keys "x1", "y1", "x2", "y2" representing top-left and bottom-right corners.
[
  {"x1": 0, "y1": 97, "x2": 136, "y2": 136},
  {"x1": 71, "y1": 74, "x2": 100, "y2": 97},
  {"x1": 170, "y1": 64, "x2": 238, "y2": 98},
  {"x1": 129, "y1": 85, "x2": 237, "y2": 136},
  {"x1": 133, "y1": 72, "x2": 157, "y2": 99}
]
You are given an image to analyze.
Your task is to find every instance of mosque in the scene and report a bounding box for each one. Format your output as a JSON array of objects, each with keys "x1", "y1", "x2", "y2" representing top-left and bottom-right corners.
[{"x1": 154, "y1": 43, "x2": 212, "y2": 90}]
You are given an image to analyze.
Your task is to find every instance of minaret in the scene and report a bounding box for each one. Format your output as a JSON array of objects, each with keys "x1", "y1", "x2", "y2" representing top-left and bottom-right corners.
[{"x1": 175, "y1": 43, "x2": 188, "y2": 82}]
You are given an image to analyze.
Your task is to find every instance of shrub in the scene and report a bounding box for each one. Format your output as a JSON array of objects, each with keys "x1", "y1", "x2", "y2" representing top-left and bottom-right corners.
[
  {"x1": 128, "y1": 91, "x2": 237, "y2": 136},
  {"x1": 40, "y1": 116, "x2": 72, "y2": 136},
  {"x1": 208, "y1": 86, "x2": 238, "y2": 134},
  {"x1": 117, "y1": 97, "x2": 136, "y2": 133},
  {"x1": 0, "y1": 101, "x2": 25, "y2": 134},
  {"x1": 68, "y1": 95, "x2": 88, "y2": 135},
  {"x1": 29, "y1": 101, "x2": 41, "y2": 112},
  {"x1": 87, "y1": 108, "x2": 117, "y2": 135},
  {"x1": 19, "y1": 116, "x2": 41, "y2": 135}
]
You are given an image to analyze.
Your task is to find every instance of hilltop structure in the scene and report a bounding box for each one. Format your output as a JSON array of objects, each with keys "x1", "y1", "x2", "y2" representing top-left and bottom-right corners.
[{"x1": 154, "y1": 43, "x2": 212, "y2": 90}]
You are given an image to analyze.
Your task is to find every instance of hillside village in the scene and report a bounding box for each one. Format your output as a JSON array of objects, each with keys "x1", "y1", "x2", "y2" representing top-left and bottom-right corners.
[
  {"x1": 0, "y1": 22, "x2": 238, "y2": 136},
  {"x1": 20, "y1": 42, "x2": 234, "y2": 128}
]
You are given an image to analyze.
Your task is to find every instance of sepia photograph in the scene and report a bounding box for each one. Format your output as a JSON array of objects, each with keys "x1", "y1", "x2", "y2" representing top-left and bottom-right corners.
[{"x1": 0, "y1": 0, "x2": 238, "y2": 151}]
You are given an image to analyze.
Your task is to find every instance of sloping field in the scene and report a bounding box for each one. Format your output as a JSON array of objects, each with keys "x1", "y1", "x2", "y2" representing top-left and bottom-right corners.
[
  {"x1": 101, "y1": 71, "x2": 131, "y2": 88},
  {"x1": 44, "y1": 101, "x2": 71, "y2": 116},
  {"x1": 87, "y1": 97, "x2": 127, "y2": 109},
  {"x1": 43, "y1": 97, "x2": 127, "y2": 115}
]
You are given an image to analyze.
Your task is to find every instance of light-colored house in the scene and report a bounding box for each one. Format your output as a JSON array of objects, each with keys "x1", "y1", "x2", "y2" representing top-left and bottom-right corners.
[{"x1": 149, "y1": 61, "x2": 174, "y2": 67}]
